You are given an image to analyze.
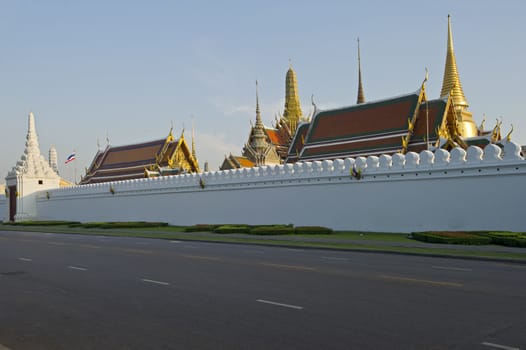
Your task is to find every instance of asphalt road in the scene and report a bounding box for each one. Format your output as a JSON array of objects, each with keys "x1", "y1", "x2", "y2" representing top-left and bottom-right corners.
[{"x1": 0, "y1": 230, "x2": 525, "y2": 350}]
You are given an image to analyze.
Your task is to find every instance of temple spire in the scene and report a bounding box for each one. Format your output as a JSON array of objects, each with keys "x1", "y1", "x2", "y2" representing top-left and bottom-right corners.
[
  {"x1": 440, "y1": 15, "x2": 468, "y2": 108},
  {"x1": 191, "y1": 120, "x2": 197, "y2": 160},
  {"x1": 356, "y1": 38, "x2": 366, "y2": 104},
  {"x1": 282, "y1": 62, "x2": 303, "y2": 132},
  {"x1": 252, "y1": 80, "x2": 268, "y2": 155}
]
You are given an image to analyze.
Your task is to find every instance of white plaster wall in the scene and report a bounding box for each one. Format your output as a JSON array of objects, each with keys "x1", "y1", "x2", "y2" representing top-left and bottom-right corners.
[
  {"x1": 15, "y1": 176, "x2": 60, "y2": 221},
  {"x1": 0, "y1": 198, "x2": 7, "y2": 222},
  {"x1": 35, "y1": 144, "x2": 526, "y2": 233}
]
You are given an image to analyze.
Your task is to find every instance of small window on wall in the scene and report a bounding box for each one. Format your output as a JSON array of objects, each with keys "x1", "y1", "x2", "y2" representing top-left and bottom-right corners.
[{"x1": 38, "y1": 180, "x2": 43, "y2": 185}]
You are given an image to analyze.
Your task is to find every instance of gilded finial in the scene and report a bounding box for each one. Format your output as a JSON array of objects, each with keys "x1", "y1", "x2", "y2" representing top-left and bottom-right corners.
[
  {"x1": 506, "y1": 124, "x2": 514, "y2": 142},
  {"x1": 356, "y1": 37, "x2": 366, "y2": 104}
]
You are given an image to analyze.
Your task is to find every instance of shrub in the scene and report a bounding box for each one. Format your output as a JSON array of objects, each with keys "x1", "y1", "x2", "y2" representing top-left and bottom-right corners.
[
  {"x1": 294, "y1": 226, "x2": 333, "y2": 235},
  {"x1": 412, "y1": 232, "x2": 492, "y2": 245},
  {"x1": 479, "y1": 232, "x2": 526, "y2": 247},
  {"x1": 250, "y1": 226, "x2": 295, "y2": 235},
  {"x1": 98, "y1": 222, "x2": 168, "y2": 229},
  {"x1": 69, "y1": 222, "x2": 168, "y2": 229},
  {"x1": 213, "y1": 225, "x2": 251, "y2": 234},
  {"x1": 185, "y1": 224, "x2": 221, "y2": 232},
  {"x1": 5, "y1": 220, "x2": 80, "y2": 226}
]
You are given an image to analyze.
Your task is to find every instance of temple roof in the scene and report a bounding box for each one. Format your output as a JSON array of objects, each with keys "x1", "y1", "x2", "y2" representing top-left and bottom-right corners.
[
  {"x1": 80, "y1": 134, "x2": 198, "y2": 184},
  {"x1": 288, "y1": 89, "x2": 451, "y2": 161}
]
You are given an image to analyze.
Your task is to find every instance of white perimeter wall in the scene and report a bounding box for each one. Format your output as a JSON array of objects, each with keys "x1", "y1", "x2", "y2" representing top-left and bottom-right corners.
[
  {"x1": 0, "y1": 197, "x2": 6, "y2": 222},
  {"x1": 35, "y1": 144, "x2": 526, "y2": 233}
]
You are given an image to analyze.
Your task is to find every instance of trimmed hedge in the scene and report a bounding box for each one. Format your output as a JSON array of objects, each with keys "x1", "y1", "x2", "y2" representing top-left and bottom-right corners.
[
  {"x1": 68, "y1": 222, "x2": 168, "y2": 229},
  {"x1": 213, "y1": 225, "x2": 251, "y2": 234},
  {"x1": 185, "y1": 224, "x2": 220, "y2": 232},
  {"x1": 294, "y1": 226, "x2": 333, "y2": 235},
  {"x1": 412, "y1": 232, "x2": 492, "y2": 245},
  {"x1": 4, "y1": 220, "x2": 81, "y2": 226},
  {"x1": 479, "y1": 232, "x2": 526, "y2": 247},
  {"x1": 250, "y1": 226, "x2": 295, "y2": 235}
]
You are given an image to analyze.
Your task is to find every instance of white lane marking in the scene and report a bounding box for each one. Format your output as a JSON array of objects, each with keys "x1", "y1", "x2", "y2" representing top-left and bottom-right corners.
[
  {"x1": 141, "y1": 278, "x2": 170, "y2": 286},
  {"x1": 170, "y1": 240, "x2": 181, "y2": 243},
  {"x1": 481, "y1": 341, "x2": 520, "y2": 350},
  {"x1": 256, "y1": 299, "x2": 303, "y2": 310},
  {"x1": 432, "y1": 265, "x2": 472, "y2": 272},
  {"x1": 321, "y1": 256, "x2": 349, "y2": 261},
  {"x1": 68, "y1": 266, "x2": 87, "y2": 271},
  {"x1": 244, "y1": 250, "x2": 265, "y2": 254},
  {"x1": 18, "y1": 258, "x2": 32, "y2": 262},
  {"x1": 285, "y1": 248, "x2": 304, "y2": 252}
]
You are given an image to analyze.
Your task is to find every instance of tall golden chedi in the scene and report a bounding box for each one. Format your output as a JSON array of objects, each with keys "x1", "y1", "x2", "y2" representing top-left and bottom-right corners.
[
  {"x1": 280, "y1": 63, "x2": 304, "y2": 132},
  {"x1": 440, "y1": 14, "x2": 478, "y2": 138}
]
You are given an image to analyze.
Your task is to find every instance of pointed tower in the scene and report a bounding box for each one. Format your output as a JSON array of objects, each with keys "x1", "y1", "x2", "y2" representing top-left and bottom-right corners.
[
  {"x1": 49, "y1": 146, "x2": 59, "y2": 174},
  {"x1": 356, "y1": 38, "x2": 366, "y2": 104},
  {"x1": 5, "y1": 112, "x2": 60, "y2": 221},
  {"x1": 252, "y1": 81, "x2": 270, "y2": 157},
  {"x1": 440, "y1": 15, "x2": 478, "y2": 138},
  {"x1": 282, "y1": 63, "x2": 303, "y2": 132},
  {"x1": 191, "y1": 122, "x2": 197, "y2": 161},
  {"x1": 239, "y1": 81, "x2": 281, "y2": 167}
]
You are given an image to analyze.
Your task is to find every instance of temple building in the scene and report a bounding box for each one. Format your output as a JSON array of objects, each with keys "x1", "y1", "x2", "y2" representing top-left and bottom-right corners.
[
  {"x1": 286, "y1": 15, "x2": 497, "y2": 163},
  {"x1": 221, "y1": 65, "x2": 308, "y2": 170},
  {"x1": 80, "y1": 129, "x2": 199, "y2": 185},
  {"x1": 5, "y1": 112, "x2": 62, "y2": 221}
]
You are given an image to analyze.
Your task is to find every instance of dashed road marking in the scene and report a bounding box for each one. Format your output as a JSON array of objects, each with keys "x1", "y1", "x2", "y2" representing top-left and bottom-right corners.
[
  {"x1": 321, "y1": 256, "x2": 349, "y2": 261},
  {"x1": 244, "y1": 250, "x2": 265, "y2": 254},
  {"x1": 141, "y1": 278, "x2": 170, "y2": 286},
  {"x1": 378, "y1": 274, "x2": 463, "y2": 288},
  {"x1": 180, "y1": 254, "x2": 221, "y2": 261},
  {"x1": 170, "y1": 240, "x2": 182, "y2": 243},
  {"x1": 284, "y1": 248, "x2": 304, "y2": 252},
  {"x1": 18, "y1": 257, "x2": 32, "y2": 262},
  {"x1": 432, "y1": 265, "x2": 472, "y2": 272},
  {"x1": 68, "y1": 266, "x2": 87, "y2": 271},
  {"x1": 257, "y1": 299, "x2": 303, "y2": 310},
  {"x1": 481, "y1": 341, "x2": 520, "y2": 350}
]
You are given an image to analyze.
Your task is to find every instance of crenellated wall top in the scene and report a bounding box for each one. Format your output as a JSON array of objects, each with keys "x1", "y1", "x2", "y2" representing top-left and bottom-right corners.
[{"x1": 42, "y1": 142, "x2": 525, "y2": 198}]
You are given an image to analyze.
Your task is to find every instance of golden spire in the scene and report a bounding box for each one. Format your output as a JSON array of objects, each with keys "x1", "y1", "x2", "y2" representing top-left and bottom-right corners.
[
  {"x1": 356, "y1": 38, "x2": 366, "y2": 104},
  {"x1": 191, "y1": 120, "x2": 197, "y2": 160},
  {"x1": 440, "y1": 15, "x2": 468, "y2": 107},
  {"x1": 282, "y1": 61, "x2": 303, "y2": 132}
]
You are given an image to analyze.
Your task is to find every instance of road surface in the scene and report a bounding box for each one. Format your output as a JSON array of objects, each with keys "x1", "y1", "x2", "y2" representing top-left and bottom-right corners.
[{"x1": 0, "y1": 230, "x2": 524, "y2": 349}]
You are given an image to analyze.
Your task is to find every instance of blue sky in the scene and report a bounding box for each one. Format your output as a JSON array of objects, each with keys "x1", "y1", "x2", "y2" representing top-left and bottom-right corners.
[{"x1": 1, "y1": 0, "x2": 525, "y2": 182}]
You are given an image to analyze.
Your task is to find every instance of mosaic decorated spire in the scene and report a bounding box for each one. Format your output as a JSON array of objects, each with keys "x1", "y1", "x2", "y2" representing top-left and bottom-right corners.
[
  {"x1": 252, "y1": 80, "x2": 269, "y2": 152},
  {"x1": 356, "y1": 38, "x2": 366, "y2": 104},
  {"x1": 440, "y1": 15, "x2": 468, "y2": 108},
  {"x1": 282, "y1": 62, "x2": 303, "y2": 132}
]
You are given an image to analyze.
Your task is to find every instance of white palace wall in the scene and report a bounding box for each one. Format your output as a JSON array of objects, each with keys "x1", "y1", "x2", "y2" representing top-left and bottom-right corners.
[
  {"x1": 34, "y1": 144, "x2": 526, "y2": 233},
  {"x1": 0, "y1": 197, "x2": 6, "y2": 222}
]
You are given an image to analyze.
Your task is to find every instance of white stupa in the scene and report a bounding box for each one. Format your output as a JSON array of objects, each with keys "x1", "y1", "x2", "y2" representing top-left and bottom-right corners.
[{"x1": 4, "y1": 112, "x2": 60, "y2": 221}]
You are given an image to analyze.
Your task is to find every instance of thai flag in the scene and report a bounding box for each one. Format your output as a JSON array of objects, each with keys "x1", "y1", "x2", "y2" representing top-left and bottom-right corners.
[{"x1": 65, "y1": 152, "x2": 76, "y2": 164}]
